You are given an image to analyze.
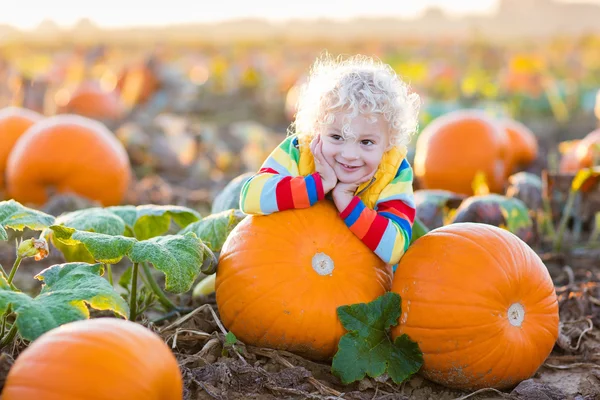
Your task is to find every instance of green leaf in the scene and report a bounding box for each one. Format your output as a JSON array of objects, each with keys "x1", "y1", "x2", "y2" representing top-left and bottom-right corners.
[
  {"x1": 54, "y1": 208, "x2": 127, "y2": 235},
  {"x1": 410, "y1": 217, "x2": 429, "y2": 245},
  {"x1": 50, "y1": 208, "x2": 128, "y2": 262},
  {"x1": 331, "y1": 292, "x2": 423, "y2": 385},
  {"x1": 129, "y1": 232, "x2": 204, "y2": 293},
  {"x1": 50, "y1": 226, "x2": 137, "y2": 264},
  {"x1": 0, "y1": 200, "x2": 55, "y2": 241},
  {"x1": 180, "y1": 209, "x2": 246, "y2": 252},
  {"x1": 225, "y1": 331, "x2": 238, "y2": 346},
  {"x1": 0, "y1": 263, "x2": 129, "y2": 341},
  {"x1": 108, "y1": 205, "x2": 201, "y2": 240}
]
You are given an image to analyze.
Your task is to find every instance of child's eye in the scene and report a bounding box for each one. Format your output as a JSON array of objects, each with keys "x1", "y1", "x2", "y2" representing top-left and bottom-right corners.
[
  {"x1": 361, "y1": 140, "x2": 375, "y2": 146},
  {"x1": 330, "y1": 134, "x2": 343, "y2": 141}
]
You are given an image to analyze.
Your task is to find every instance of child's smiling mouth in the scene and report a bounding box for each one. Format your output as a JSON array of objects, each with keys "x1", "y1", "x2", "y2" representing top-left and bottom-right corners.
[{"x1": 338, "y1": 162, "x2": 361, "y2": 171}]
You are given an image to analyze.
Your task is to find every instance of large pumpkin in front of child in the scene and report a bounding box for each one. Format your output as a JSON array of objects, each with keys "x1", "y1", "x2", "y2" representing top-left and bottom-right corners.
[
  {"x1": 216, "y1": 201, "x2": 392, "y2": 360},
  {"x1": 391, "y1": 223, "x2": 559, "y2": 390}
]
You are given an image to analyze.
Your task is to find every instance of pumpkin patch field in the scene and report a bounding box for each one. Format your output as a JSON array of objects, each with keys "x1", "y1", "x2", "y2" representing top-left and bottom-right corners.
[{"x1": 0, "y1": 34, "x2": 599, "y2": 400}]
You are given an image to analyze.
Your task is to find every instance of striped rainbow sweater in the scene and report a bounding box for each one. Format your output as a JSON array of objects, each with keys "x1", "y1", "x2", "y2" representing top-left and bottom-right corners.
[{"x1": 239, "y1": 135, "x2": 416, "y2": 266}]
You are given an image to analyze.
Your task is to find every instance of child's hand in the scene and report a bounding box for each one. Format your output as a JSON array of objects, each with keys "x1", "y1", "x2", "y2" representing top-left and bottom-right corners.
[
  {"x1": 310, "y1": 135, "x2": 337, "y2": 194},
  {"x1": 332, "y1": 173, "x2": 374, "y2": 211}
]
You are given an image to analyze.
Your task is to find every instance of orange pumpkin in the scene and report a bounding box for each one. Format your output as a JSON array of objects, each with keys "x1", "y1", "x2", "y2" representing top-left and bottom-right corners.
[
  {"x1": 414, "y1": 110, "x2": 509, "y2": 195},
  {"x1": 574, "y1": 129, "x2": 600, "y2": 168},
  {"x1": 391, "y1": 223, "x2": 559, "y2": 390},
  {"x1": 58, "y1": 81, "x2": 124, "y2": 121},
  {"x1": 558, "y1": 139, "x2": 581, "y2": 173},
  {"x1": 216, "y1": 201, "x2": 392, "y2": 360},
  {"x1": 2, "y1": 318, "x2": 183, "y2": 400},
  {"x1": 116, "y1": 63, "x2": 160, "y2": 107},
  {"x1": 0, "y1": 107, "x2": 43, "y2": 191},
  {"x1": 6, "y1": 114, "x2": 131, "y2": 206},
  {"x1": 502, "y1": 118, "x2": 538, "y2": 176}
]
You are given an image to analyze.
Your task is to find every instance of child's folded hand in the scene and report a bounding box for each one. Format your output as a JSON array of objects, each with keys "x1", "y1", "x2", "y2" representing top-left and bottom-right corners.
[
  {"x1": 332, "y1": 173, "x2": 374, "y2": 211},
  {"x1": 310, "y1": 135, "x2": 337, "y2": 194}
]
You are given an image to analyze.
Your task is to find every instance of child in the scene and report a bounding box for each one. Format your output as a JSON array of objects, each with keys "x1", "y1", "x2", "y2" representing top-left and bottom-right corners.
[{"x1": 239, "y1": 54, "x2": 420, "y2": 267}]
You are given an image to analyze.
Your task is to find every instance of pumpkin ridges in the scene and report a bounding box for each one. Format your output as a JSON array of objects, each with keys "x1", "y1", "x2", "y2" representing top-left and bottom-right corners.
[
  {"x1": 6, "y1": 114, "x2": 130, "y2": 206},
  {"x1": 3, "y1": 318, "x2": 182, "y2": 400},
  {"x1": 216, "y1": 201, "x2": 390, "y2": 360},
  {"x1": 391, "y1": 223, "x2": 559, "y2": 390}
]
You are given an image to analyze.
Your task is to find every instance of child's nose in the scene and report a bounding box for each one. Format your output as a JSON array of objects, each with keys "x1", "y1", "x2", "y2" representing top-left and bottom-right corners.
[{"x1": 341, "y1": 144, "x2": 360, "y2": 160}]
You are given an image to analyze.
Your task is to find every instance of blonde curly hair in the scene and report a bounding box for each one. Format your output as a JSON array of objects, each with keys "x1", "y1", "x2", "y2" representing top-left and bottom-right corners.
[{"x1": 290, "y1": 53, "x2": 421, "y2": 149}]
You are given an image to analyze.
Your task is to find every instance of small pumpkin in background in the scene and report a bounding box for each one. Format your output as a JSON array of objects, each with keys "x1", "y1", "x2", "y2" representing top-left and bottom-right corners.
[
  {"x1": 505, "y1": 172, "x2": 543, "y2": 212},
  {"x1": 557, "y1": 139, "x2": 581, "y2": 173},
  {"x1": 2, "y1": 318, "x2": 183, "y2": 400},
  {"x1": 57, "y1": 81, "x2": 125, "y2": 122},
  {"x1": 574, "y1": 129, "x2": 600, "y2": 168},
  {"x1": 413, "y1": 189, "x2": 465, "y2": 230},
  {"x1": 0, "y1": 107, "x2": 43, "y2": 191},
  {"x1": 414, "y1": 109, "x2": 509, "y2": 195},
  {"x1": 391, "y1": 223, "x2": 559, "y2": 390},
  {"x1": 216, "y1": 201, "x2": 392, "y2": 361},
  {"x1": 502, "y1": 118, "x2": 538, "y2": 176},
  {"x1": 6, "y1": 114, "x2": 131, "y2": 207},
  {"x1": 449, "y1": 193, "x2": 534, "y2": 243}
]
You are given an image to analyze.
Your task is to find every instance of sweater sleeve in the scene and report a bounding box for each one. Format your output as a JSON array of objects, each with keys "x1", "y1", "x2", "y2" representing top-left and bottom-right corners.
[
  {"x1": 239, "y1": 135, "x2": 325, "y2": 215},
  {"x1": 339, "y1": 158, "x2": 415, "y2": 265}
]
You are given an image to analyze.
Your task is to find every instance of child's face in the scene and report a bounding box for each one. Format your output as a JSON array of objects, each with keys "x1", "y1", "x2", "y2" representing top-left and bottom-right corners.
[{"x1": 319, "y1": 112, "x2": 390, "y2": 184}]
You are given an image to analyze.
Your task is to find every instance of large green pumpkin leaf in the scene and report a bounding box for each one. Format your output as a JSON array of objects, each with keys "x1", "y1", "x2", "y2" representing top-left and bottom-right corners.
[
  {"x1": 0, "y1": 263, "x2": 129, "y2": 341},
  {"x1": 50, "y1": 226, "x2": 137, "y2": 264},
  {"x1": 108, "y1": 205, "x2": 201, "y2": 240},
  {"x1": 331, "y1": 292, "x2": 423, "y2": 385},
  {"x1": 129, "y1": 232, "x2": 205, "y2": 293},
  {"x1": 49, "y1": 208, "x2": 128, "y2": 262},
  {"x1": 179, "y1": 209, "x2": 246, "y2": 252},
  {"x1": 0, "y1": 200, "x2": 55, "y2": 241}
]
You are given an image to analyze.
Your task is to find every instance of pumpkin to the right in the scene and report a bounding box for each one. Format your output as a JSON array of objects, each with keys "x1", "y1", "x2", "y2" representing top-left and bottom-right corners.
[{"x1": 391, "y1": 223, "x2": 559, "y2": 390}]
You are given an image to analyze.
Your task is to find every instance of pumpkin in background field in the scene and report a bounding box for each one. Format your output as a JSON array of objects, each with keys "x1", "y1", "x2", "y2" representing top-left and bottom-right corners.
[
  {"x1": 414, "y1": 110, "x2": 509, "y2": 195},
  {"x1": 574, "y1": 129, "x2": 600, "y2": 168},
  {"x1": 502, "y1": 118, "x2": 538, "y2": 176},
  {"x1": 3, "y1": 318, "x2": 183, "y2": 400},
  {"x1": 0, "y1": 107, "x2": 43, "y2": 191},
  {"x1": 216, "y1": 201, "x2": 392, "y2": 361},
  {"x1": 391, "y1": 223, "x2": 559, "y2": 390},
  {"x1": 57, "y1": 81, "x2": 124, "y2": 122},
  {"x1": 6, "y1": 114, "x2": 131, "y2": 207}
]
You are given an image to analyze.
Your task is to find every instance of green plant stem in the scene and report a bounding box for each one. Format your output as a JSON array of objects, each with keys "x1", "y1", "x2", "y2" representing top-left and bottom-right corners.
[
  {"x1": 141, "y1": 262, "x2": 177, "y2": 311},
  {"x1": 0, "y1": 324, "x2": 18, "y2": 348},
  {"x1": 0, "y1": 264, "x2": 10, "y2": 281},
  {"x1": 7, "y1": 256, "x2": 22, "y2": 285},
  {"x1": 589, "y1": 213, "x2": 600, "y2": 245},
  {"x1": 553, "y1": 189, "x2": 576, "y2": 252},
  {"x1": 129, "y1": 263, "x2": 139, "y2": 321},
  {"x1": 105, "y1": 264, "x2": 113, "y2": 286}
]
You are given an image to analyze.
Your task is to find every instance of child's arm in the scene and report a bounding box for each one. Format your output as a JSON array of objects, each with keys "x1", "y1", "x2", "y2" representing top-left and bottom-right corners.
[
  {"x1": 239, "y1": 135, "x2": 326, "y2": 215},
  {"x1": 338, "y1": 159, "x2": 415, "y2": 265}
]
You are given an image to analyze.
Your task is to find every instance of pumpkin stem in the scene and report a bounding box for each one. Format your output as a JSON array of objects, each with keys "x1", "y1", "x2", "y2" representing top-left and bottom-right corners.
[
  {"x1": 507, "y1": 303, "x2": 525, "y2": 327},
  {"x1": 141, "y1": 262, "x2": 177, "y2": 311},
  {"x1": 7, "y1": 256, "x2": 22, "y2": 288},
  {"x1": 105, "y1": 263, "x2": 113, "y2": 286},
  {"x1": 312, "y1": 253, "x2": 334, "y2": 276},
  {"x1": 129, "y1": 262, "x2": 139, "y2": 321},
  {"x1": 0, "y1": 324, "x2": 18, "y2": 348}
]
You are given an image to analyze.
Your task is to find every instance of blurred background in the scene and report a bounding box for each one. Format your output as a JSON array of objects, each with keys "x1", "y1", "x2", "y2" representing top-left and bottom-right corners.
[{"x1": 1, "y1": 0, "x2": 600, "y2": 214}]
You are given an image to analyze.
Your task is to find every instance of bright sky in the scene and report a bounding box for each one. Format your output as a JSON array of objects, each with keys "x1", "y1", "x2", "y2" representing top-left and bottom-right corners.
[{"x1": 1, "y1": 0, "x2": 597, "y2": 29}]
